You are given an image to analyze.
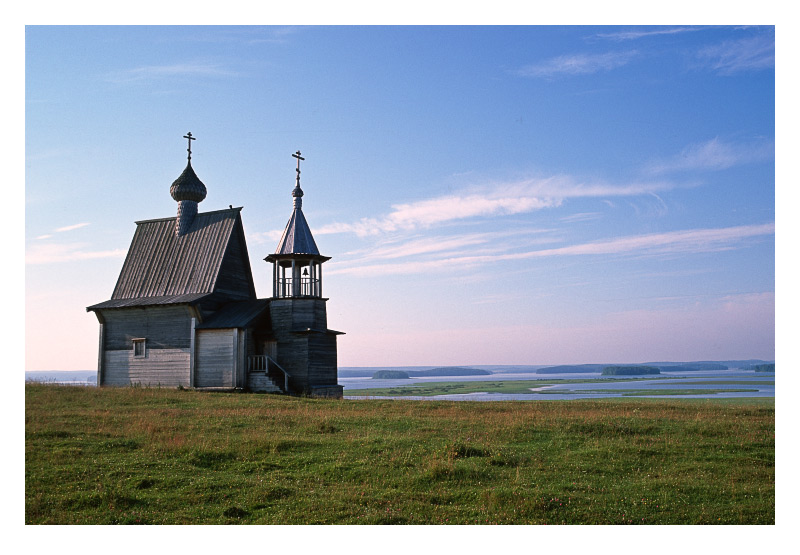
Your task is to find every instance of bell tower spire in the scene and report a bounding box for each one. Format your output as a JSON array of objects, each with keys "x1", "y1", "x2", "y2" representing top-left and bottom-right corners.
[
  {"x1": 265, "y1": 151, "x2": 330, "y2": 298},
  {"x1": 291, "y1": 151, "x2": 305, "y2": 209}
]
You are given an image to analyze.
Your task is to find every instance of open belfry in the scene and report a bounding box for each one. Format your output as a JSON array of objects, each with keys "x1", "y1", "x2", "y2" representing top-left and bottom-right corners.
[{"x1": 87, "y1": 135, "x2": 344, "y2": 397}]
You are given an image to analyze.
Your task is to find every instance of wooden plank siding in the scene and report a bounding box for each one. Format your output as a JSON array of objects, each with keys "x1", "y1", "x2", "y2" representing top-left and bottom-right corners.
[
  {"x1": 307, "y1": 333, "x2": 339, "y2": 386},
  {"x1": 97, "y1": 323, "x2": 105, "y2": 386},
  {"x1": 195, "y1": 329, "x2": 235, "y2": 388},
  {"x1": 237, "y1": 328, "x2": 246, "y2": 388},
  {"x1": 269, "y1": 298, "x2": 328, "y2": 332},
  {"x1": 103, "y1": 348, "x2": 190, "y2": 387},
  {"x1": 268, "y1": 298, "x2": 338, "y2": 393},
  {"x1": 101, "y1": 306, "x2": 193, "y2": 350}
]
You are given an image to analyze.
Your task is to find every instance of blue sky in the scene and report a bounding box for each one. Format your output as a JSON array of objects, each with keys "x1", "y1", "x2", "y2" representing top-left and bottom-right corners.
[{"x1": 24, "y1": 24, "x2": 776, "y2": 370}]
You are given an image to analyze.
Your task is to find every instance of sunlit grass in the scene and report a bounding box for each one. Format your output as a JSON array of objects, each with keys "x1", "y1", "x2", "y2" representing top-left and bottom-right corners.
[{"x1": 26, "y1": 383, "x2": 774, "y2": 524}]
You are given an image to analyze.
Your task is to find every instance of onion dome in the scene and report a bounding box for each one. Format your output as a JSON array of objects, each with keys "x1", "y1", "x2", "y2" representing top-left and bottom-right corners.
[
  {"x1": 171, "y1": 133, "x2": 206, "y2": 237},
  {"x1": 170, "y1": 162, "x2": 207, "y2": 203},
  {"x1": 292, "y1": 182, "x2": 303, "y2": 209}
]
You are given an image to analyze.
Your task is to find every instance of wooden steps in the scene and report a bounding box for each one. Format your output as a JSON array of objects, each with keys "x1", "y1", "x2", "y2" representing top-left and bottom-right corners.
[{"x1": 247, "y1": 370, "x2": 283, "y2": 393}]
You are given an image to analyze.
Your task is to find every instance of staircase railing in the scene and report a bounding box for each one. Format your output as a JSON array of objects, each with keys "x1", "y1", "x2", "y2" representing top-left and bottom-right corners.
[{"x1": 247, "y1": 355, "x2": 290, "y2": 393}]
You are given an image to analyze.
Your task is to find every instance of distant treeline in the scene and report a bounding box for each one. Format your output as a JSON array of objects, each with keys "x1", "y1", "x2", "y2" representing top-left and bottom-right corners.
[
  {"x1": 753, "y1": 364, "x2": 775, "y2": 373},
  {"x1": 372, "y1": 370, "x2": 412, "y2": 379},
  {"x1": 372, "y1": 367, "x2": 491, "y2": 379},
  {"x1": 601, "y1": 366, "x2": 661, "y2": 376},
  {"x1": 658, "y1": 363, "x2": 727, "y2": 372},
  {"x1": 536, "y1": 365, "x2": 606, "y2": 374},
  {"x1": 536, "y1": 362, "x2": 727, "y2": 374}
]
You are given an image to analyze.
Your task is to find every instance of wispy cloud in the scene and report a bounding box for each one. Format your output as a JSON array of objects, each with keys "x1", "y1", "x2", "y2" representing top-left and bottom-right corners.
[
  {"x1": 515, "y1": 51, "x2": 638, "y2": 78},
  {"x1": 328, "y1": 223, "x2": 774, "y2": 277},
  {"x1": 560, "y1": 212, "x2": 603, "y2": 223},
  {"x1": 106, "y1": 61, "x2": 237, "y2": 84},
  {"x1": 356, "y1": 229, "x2": 556, "y2": 262},
  {"x1": 645, "y1": 137, "x2": 774, "y2": 175},
  {"x1": 35, "y1": 222, "x2": 90, "y2": 240},
  {"x1": 248, "y1": 229, "x2": 284, "y2": 245},
  {"x1": 26, "y1": 242, "x2": 126, "y2": 265},
  {"x1": 318, "y1": 176, "x2": 675, "y2": 238},
  {"x1": 696, "y1": 35, "x2": 774, "y2": 75},
  {"x1": 595, "y1": 27, "x2": 703, "y2": 41},
  {"x1": 361, "y1": 234, "x2": 495, "y2": 261},
  {"x1": 55, "y1": 222, "x2": 90, "y2": 233},
  {"x1": 318, "y1": 193, "x2": 560, "y2": 237},
  {"x1": 526, "y1": 222, "x2": 773, "y2": 258}
]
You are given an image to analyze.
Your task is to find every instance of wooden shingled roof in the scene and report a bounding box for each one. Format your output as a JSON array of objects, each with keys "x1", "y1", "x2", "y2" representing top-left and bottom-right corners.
[
  {"x1": 88, "y1": 207, "x2": 256, "y2": 310},
  {"x1": 274, "y1": 207, "x2": 320, "y2": 256}
]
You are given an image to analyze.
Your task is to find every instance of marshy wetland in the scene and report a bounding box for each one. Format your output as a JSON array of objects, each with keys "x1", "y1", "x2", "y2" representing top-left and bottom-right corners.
[{"x1": 341, "y1": 366, "x2": 775, "y2": 401}]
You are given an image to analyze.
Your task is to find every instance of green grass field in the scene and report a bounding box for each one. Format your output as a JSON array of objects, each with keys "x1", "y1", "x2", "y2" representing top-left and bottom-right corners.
[{"x1": 25, "y1": 383, "x2": 774, "y2": 524}]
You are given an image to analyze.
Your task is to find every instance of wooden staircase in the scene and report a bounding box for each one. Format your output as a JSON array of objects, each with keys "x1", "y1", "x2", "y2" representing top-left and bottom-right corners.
[
  {"x1": 246, "y1": 370, "x2": 283, "y2": 393},
  {"x1": 246, "y1": 355, "x2": 289, "y2": 393}
]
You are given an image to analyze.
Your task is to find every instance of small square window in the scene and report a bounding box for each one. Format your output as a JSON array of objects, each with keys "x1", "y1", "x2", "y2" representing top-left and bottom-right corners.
[{"x1": 133, "y1": 338, "x2": 146, "y2": 358}]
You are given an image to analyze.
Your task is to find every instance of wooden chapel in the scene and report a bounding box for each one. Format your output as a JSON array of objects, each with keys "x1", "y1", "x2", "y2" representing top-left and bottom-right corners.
[{"x1": 87, "y1": 136, "x2": 344, "y2": 398}]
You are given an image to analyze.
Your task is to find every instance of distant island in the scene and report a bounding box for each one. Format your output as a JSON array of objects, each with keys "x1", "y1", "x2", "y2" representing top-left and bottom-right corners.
[
  {"x1": 657, "y1": 363, "x2": 728, "y2": 372},
  {"x1": 372, "y1": 370, "x2": 412, "y2": 379},
  {"x1": 601, "y1": 366, "x2": 661, "y2": 376},
  {"x1": 536, "y1": 365, "x2": 605, "y2": 374},
  {"x1": 537, "y1": 362, "x2": 730, "y2": 374},
  {"x1": 372, "y1": 367, "x2": 491, "y2": 380}
]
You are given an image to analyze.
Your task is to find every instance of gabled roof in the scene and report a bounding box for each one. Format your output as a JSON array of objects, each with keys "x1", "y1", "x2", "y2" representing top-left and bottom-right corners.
[
  {"x1": 88, "y1": 207, "x2": 256, "y2": 310},
  {"x1": 274, "y1": 207, "x2": 320, "y2": 256}
]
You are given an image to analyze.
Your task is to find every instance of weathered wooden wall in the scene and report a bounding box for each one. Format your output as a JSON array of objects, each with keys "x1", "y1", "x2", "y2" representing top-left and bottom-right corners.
[
  {"x1": 103, "y1": 348, "x2": 191, "y2": 387},
  {"x1": 195, "y1": 329, "x2": 235, "y2": 388},
  {"x1": 308, "y1": 333, "x2": 339, "y2": 386},
  {"x1": 99, "y1": 306, "x2": 193, "y2": 386},
  {"x1": 269, "y1": 298, "x2": 337, "y2": 393},
  {"x1": 270, "y1": 298, "x2": 328, "y2": 332},
  {"x1": 102, "y1": 306, "x2": 193, "y2": 350}
]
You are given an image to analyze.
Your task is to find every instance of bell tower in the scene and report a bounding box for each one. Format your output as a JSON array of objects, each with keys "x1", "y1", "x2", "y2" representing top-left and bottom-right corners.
[
  {"x1": 265, "y1": 151, "x2": 343, "y2": 398},
  {"x1": 267, "y1": 151, "x2": 330, "y2": 299}
]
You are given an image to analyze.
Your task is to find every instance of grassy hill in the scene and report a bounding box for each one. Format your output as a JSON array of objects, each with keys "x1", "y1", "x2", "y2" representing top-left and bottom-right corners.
[{"x1": 25, "y1": 383, "x2": 774, "y2": 524}]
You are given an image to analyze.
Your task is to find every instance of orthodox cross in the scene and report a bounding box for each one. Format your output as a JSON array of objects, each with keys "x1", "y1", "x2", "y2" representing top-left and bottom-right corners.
[
  {"x1": 184, "y1": 132, "x2": 196, "y2": 161},
  {"x1": 293, "y1": 150, "x2": 305, "y2": 184}
]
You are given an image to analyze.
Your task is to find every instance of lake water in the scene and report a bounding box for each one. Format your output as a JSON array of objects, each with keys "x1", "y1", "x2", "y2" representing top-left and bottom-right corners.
[
  {"x1": 340, "y1": 368, "x2": 775, "y2": 401},
  {"x1": 26, "y1": 368, "x2": 774, "y2": 401}
]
